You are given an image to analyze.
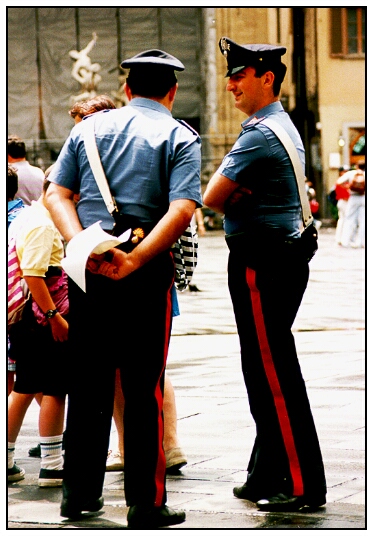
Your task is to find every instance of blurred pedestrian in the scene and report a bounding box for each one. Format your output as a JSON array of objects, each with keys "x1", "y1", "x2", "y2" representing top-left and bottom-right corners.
[
  {"x1": 204, "y1": 37, "x2": 326, "y2": 512},
  {"x1": 46, "y1": 48, "x2": 201, "y2": 527},
  {"x1": 8, "y1": 135, "x2": 44, "y2": 205},
  {"x1": 194, "y1": 207, "x2": 206, "y2": 237},
  {"x1": 305, "y1": 179, "x2": 322, "y2": 231},
  {"x1": 107, "y1": 370, "x2": 187, "y2": 474},
  {"x1": 340, "y1": 169, "x2": 365, "y2": 248},
  {"x1": 335, "y1": 166, "x2": 351, "y2": 244},
  {"x1": 68, "y1": 93, "x2": 116, "y2": 123}
]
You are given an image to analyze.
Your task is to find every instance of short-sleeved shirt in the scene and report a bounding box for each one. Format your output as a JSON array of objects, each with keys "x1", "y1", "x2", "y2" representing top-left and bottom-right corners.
[
  {"x1": 12, "y1": 160, "x2": 44, "y2": 206},
  {"x1": 8, "y1": 201, "x2": 64, "y2": 277},
  {"x1": 217, "y1": 101, "x2": 304, "y2": 238},
  {"x1": 49, "y1": 98, "x2": 202, "y2": 231}
]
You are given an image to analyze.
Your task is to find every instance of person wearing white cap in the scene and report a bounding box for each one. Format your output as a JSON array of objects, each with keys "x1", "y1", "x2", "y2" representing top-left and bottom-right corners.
[
  {"x1": 46, "y1": 48, "x2": 202, "y2": 528},
  {"x1": 204, "y1": 37, "x2": 326, "y2": 513}
]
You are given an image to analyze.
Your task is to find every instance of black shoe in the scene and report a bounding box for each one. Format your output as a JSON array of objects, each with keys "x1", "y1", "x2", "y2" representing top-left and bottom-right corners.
[
  {"x1": 38, "y1": 468, "x2": 63, "y2": 488},
  {"x1": 256, "y1": 493, "x2": 326, "y2": 512},
  {"x1": 60, "y1": 497, "x2": 104, "y2": 519},
  {"x1": 28, "y1": 443, "x2": 41, "y2": 458},
  {"x1": 127, "y1": 504, "x2": 186, "y2": 529},
  {"x1": 8, "y1": 463, "x2": 25, "y2": 483},
  {"x1": 233, "y1": 483, "x2": 260, "y2": 503}
]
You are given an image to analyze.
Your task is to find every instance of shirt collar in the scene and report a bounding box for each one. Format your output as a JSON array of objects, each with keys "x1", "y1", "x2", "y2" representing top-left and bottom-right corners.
[
  {"x1": 128, "y1": 97, "x2": 172, "y2": 117},
  {"x1": 12, "y1": 160, "x2": 29, "y2": 167},
  {"x1": 242, "y1": 101, "x2": 284, "y2": 128}
]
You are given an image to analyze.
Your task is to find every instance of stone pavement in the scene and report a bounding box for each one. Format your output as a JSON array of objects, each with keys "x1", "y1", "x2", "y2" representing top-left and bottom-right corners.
[{"x1": 7, "y1": 227, "x2": 366, "y2": 530}]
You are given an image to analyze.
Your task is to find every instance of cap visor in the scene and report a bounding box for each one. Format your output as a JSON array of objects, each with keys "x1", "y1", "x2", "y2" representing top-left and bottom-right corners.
[{"x1": 226, "y1": 65, "x2": 246, "y2": 77}]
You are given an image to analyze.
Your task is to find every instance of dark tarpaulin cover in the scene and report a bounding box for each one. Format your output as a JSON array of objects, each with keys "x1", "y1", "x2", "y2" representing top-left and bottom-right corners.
[{"x1": 8, "y1": 7, "x2": 201, "y2": 143}]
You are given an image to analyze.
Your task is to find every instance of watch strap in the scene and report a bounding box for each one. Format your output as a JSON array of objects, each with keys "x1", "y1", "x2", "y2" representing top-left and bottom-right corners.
[{"x1": 45, "y1": 308, "x2": 58, "y2": 319}]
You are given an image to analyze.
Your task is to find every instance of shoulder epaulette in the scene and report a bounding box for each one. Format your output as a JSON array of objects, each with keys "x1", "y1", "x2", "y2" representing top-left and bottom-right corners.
[
  {"x1": 176, "y1": 119, "x2": 200, "y2": 137},
  {"x1": 242, "y1": 116, "x2": 266, "y2": 130}
]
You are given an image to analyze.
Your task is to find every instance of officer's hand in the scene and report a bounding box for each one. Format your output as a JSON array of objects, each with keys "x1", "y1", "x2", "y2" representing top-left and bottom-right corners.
[
  {"x1": 87, "y1": 252, "x2": 106, "y2": 273},
  {"x1": 225, "y1": 187, "x2": 252, "y2": 209},
  {"x1": 87, "y1": 248, "x2": 135, "y2": 280}
]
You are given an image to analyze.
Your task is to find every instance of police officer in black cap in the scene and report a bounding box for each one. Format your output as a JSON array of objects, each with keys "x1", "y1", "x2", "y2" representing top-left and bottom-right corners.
[
  {"x1": 46, "y1": 49, "x2": 202, "y2": 528},
  {"x1": 204, "y1": 38, "x2": 327, "y2": 512}
]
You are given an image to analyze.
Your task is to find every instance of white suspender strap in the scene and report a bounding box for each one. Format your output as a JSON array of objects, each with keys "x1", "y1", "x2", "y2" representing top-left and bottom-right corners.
[{"x1": 261, "y1": 117, "x2": 313, "y2": 230}]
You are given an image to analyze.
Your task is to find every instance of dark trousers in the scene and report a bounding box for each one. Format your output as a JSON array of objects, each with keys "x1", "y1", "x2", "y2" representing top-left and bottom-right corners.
[
  {"x1": 62, "y1": 250, "x2": 174, "y2": 508},
  {"x1": 227, "y1": 240, "x2": 326, "y2": 501}
]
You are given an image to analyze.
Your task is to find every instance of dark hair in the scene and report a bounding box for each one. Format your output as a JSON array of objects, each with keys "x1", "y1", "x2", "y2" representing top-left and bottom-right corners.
[
  {"x1": 254, "y1": 62, "x2": 287, "y2": 97},
  {"x1": 7, "y1": 164, "x2": 18, "y2": 200},
  {"x1": 126, "y1": 66, "x2": 177, "y2": 98},
  {"x1": 8, "y1": 135, "x2": 26, "y2": 159},
  {"x1": 69, "y1": 94, "x2": 116, "y2": 120}
]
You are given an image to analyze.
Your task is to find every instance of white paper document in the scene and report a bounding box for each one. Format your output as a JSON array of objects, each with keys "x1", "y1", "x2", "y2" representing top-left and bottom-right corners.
[{"x1": 61, "y1": 221, "x2": 131, "y2": 292}]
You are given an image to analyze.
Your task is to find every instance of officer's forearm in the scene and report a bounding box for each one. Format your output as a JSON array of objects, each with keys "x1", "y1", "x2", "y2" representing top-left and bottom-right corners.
[
  {"x1": 127, "y1": 198, "x2": 196, "y2": 271},
  {"x1": 45, "y1": 184, "x2": 83, "y2": 243},
  {"x1": 203, "y1": 172, "x2": 238, "y2": 213}
]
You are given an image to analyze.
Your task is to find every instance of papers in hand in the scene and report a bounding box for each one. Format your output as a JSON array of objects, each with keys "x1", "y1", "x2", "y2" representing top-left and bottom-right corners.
[{"x1": 61, "y1": 221, "x2": 131, "y2": 292}]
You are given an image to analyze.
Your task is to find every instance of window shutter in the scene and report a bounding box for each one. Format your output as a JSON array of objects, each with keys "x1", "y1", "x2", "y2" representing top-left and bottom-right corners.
[{"x1": 331, "y1": 8, "x2": 342, "y2": 55}]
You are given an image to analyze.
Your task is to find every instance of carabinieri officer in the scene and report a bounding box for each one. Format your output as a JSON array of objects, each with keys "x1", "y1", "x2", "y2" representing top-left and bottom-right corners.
[
  {"x1": 204, "y1": 37, "x2": 327, "y2": 512},
  {"x1": 46, "y1": 49, "x2": 202, "y2": 528}
]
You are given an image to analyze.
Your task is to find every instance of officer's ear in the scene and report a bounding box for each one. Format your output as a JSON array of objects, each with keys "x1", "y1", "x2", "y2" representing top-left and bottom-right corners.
[{"x1": 262, "y1": 71, "x2": 275, "y2": 90}]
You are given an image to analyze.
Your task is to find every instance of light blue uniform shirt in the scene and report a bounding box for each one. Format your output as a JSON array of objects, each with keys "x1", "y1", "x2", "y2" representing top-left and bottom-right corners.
[
  {"x1": 217, "y1": 101, "x2": 304, "y2": 238},
  {"x1": 49, "y1": 98, "x2": 202, "y2": 231}
]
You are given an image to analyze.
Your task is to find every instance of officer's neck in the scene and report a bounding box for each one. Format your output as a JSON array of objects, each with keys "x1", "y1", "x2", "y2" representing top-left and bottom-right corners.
[
  {"x1": 126, "y1": 83, "x2": 177, "y2": 112},
  {"x1": 8, "y1": 156, "x2": 26, "y2": 164},
  {"x1": 247, "y1": 95, "x2": 279, "y2": 118}
]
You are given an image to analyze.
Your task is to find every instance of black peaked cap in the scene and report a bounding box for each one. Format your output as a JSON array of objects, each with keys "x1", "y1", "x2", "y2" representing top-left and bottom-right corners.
[
  {"x1": 219, "y1": 37, "x2": 286, "y2": 77},
  {"x1": 121, "y1": 49, "x2": 185, "y2": 71}
]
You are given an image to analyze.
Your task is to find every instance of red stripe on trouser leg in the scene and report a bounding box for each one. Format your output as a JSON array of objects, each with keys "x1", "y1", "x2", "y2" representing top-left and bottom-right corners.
[
  {"x1": 245, "y1": 267, "x2": 304, "y2": 496},
  {"x1": 154, "y1": 279, "x2": 173, "y2": 507}
]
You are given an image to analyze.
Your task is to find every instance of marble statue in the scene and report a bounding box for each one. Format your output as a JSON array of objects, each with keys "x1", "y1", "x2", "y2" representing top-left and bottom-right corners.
[{"x1": 69, "y1": 32, "x2": 102, "y2": 103}]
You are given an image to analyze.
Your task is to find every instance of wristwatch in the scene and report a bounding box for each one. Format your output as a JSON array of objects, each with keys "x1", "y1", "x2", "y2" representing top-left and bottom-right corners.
[{"x1": 45, "y1": 309, "x2": 58, "y2": 319}]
